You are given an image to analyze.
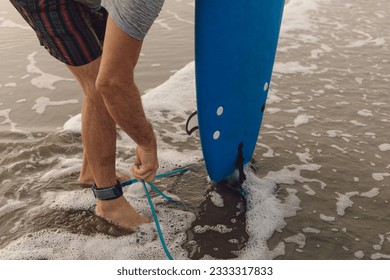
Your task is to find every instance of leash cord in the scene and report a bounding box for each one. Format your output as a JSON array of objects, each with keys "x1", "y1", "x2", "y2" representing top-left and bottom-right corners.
[
  {"x1": 142, "y1": 180, "x2": 173, "y2": 260},
  {"x1": 121, "y1": 168, "x2": 189, "y2": 188},
  {"x1": 121, "y1": 168, "x2": 188, "y2": 260}
]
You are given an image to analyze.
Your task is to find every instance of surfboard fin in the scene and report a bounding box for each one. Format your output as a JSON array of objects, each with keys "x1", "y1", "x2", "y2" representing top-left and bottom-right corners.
[
  {"x1": 235, "y1": 142, "x2": 247, "y2": 185},
  {"x1": 214, "y1": 142, "x2": 247, "y2": 198}
]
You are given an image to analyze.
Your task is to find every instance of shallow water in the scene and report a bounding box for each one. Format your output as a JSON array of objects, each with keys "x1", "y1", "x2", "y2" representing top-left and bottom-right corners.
[{"x1": 1, "y1": 0, "x2": 390, "y2": 260}]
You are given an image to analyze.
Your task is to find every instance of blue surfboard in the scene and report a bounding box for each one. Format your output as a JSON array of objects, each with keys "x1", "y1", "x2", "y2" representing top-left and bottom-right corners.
[{"x1": 195, "y1": 0, "x2": 285, "y2": 182}]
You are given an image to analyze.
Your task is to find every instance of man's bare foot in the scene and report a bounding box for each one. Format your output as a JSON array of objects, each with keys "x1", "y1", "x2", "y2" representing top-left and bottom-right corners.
[{"x1": 95, "y1": 196, "x2": 150, "y2": 231}]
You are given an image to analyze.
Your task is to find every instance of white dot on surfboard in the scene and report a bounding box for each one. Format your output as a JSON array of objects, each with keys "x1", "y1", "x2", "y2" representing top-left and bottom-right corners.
[
  {"x1": 217, "y1": 106, "x2": 224, "y2": 116},
  {"x1": 213, "y1": 131, "x2": 220, "y2": 140},
  {"x1": 264, "y1": 82, "x2": 269, "y2": 91}
]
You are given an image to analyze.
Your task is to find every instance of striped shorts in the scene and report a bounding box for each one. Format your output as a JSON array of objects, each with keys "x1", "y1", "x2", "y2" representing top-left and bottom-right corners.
[{"x1": 9, "y1": 0, "x2": 107, "y2": 66}]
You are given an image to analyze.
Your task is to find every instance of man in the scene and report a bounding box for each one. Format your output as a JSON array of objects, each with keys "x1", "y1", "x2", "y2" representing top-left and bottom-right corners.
[{"x1": 10, "y1": 0, "x2": 164, "y2": 230}]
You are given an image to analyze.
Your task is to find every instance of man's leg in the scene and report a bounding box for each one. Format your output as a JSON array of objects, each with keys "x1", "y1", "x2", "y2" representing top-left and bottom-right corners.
[
  {"x1": 78, "y1": 153, "x2": 93, "y2": 185},
  {"x1": 96, "y1": 17, "x2": 158, "y2": 182},
  {"x1": 9, "y1": 0, "x2": 151, "y2": 230},
  {"x1": 67, "y1": 57, "x2": 149, "y2": 230},
  {"x1": 78, "y1": 154, "x2": 129, "y2": 186}
]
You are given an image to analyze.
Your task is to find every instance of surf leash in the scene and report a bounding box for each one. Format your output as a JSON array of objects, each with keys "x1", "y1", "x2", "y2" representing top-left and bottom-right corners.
[
  {"x1": 121, "y1": 167, "x2": 189, "y2": 188},
  {"x1": 121, "y1": 167, "x2": 188, "y2": 260},
  {"x1": 142, "y1": 180, "x2": 173, "y2": 260}
]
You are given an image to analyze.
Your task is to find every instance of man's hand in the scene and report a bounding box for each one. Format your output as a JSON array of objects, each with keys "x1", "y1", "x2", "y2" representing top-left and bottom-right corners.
[{"x1": 131, "y1": 144, "x2": 159, "y2": 182}]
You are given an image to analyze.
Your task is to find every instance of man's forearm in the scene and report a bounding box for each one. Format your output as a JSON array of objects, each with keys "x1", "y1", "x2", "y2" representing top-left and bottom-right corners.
[{"x1": 99, "y1": 82, "x2": 156, "y2": 149}]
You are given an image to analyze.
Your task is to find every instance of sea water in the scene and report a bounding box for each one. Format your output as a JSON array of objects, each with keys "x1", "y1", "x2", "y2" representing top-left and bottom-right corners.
[{"x1": 0, "y1": 0, "x2": 389, "y2": 259}]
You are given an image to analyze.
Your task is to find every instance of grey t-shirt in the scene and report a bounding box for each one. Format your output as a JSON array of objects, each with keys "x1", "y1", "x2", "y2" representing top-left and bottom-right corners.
[{"x1": 101, "y1": 0, "x2": 165, "y2": 41}]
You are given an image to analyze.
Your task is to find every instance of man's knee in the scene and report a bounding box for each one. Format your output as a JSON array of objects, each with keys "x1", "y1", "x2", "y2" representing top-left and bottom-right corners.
[
  {"x1": 67, "y1": 58, "x2": 101, "y2": 94},
  {"x1": 95, "y1": 72, "x2": 136, "y2": 97}
]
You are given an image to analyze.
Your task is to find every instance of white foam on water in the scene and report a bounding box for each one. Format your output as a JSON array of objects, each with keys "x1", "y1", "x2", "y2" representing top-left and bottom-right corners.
[
  {"x1": 378, "y1": 143, "x2": 390, "y2": 152},
  {"x1": 372, "y1": 173, "x2": 390, "y2": 182},
  {"x1": 2, "y1": 185, "x2": 195, "y2": 260},
  {"x1": 357, "y1": 109, "x2": 373, "y2": 117},
  {"x1": 302, "y1": 184, "x2": 316, "y2": 196},
  {"x1": 302, "y1": 227, "x2": 320, "y2": 234},
  {"x1": 280, "y1": 0, "x2": 327, "y2": 36},
  {"x1": 264, "y1": 163, "x2": 326, "y2": 189},
  {"x1": 193, "y1": 224, "x2": 232, "y2": 234},
  {"x1": 346, "y1": 31, "x2": 386, "y2": 48},
  {"x1": 284, "y1": 106, "x2": 305, "y2": 113},
  {"x1": 266, "y1": 89, "x2": 283, "y2": 104},
  {"x1": 27, "y1": 52, "x2": 74, "y2": 90},
  {"x1": 296, "y1": 149, "x2": 313, "y2": 163},
  {"x1": 40, "y1": 158, "x2": 82, "y2": 182},
  {"x1": 327, "y1": 130, "x2": 343, "y2": 138},
  {"x1": 209, "y1": 191, "x2": 224, "y2": 208},
  {"x1": 0, "y1": 108, "x2": 31, "y2": 137},
  {"x1": 142, "y1": 61, "x2": 195, "y2": 121},
  {"x1": 266, "y1": 107, "x2": 282, "y2": 114},
  {"x1": 319, "y1": 214, "x2": 335, "y2": 222},
  {"x1": 373, "y1": 235, "x2": 385, "y2": 251},
  {"x1": 273, "y1": 61, "x2": 318, "y2": 75},
  {"x1": 0, "y1": 108, "x2": 17, "y2": 132},
  {"x1": 62, "y1": 114, "x2": 82, "y2": 134},
  {"x1": 284, "y1": 233, "x2": 306, "y2": 248},
  {"x1": 336, "y1": 191, "x2": 359, "y2": 216},
  {"x1": 371, "y1": 253, "x2": 390, "y2": 260},
  {"x1": 350, "y1": 120, "x2": 367, "y2": 127},
  {"x1": 237, "y1": 172, "x2": 301, "y2": 259},
  {"x1": 355, "y1": 78, "x2": 363, "y2": 85},
  {"x1": 155, "y1": 149, "x2": 201, "y2": 172},
  {"x1": 238, "y1": 160, "x2": 327, "y2": 259},
  {"x1": 256, "y1": 143, "x2": 279, "y2": 158},
  {"x1": 293, "y1": 114, "x2": 314, "y2": 127},
  {"x1": 32, "y1": 97, "x2": 79, "y2": 115},
  {"x1": 16, "y1": 99, "x2": 27, "y2": 103},
  {"x1": 360, "y1": 188, "x2": 379, "y2": 198},
  {"x1": 354, "y1": 250, "x2": 364, "y2": 259},
  {"x1": 0, "y1": 219, "x2": 194, "y2": 260},
  {"x1": 330, "y1": 144, "x2": 347, "y2": 154}
]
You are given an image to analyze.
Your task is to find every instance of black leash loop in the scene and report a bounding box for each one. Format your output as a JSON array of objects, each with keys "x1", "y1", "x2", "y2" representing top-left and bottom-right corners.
[{"x1": 185, "y1": 111, "x2": 199, "y2": 135}]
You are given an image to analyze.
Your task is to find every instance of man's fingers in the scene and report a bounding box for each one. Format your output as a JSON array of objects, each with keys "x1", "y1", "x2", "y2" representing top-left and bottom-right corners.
[
  {"x1": 134, "y1": 148, "x2": 142, "y2": 166},
  {"x1": 131, "y1": 164, "x2": 157, "y2": 182},
  {"x1": 134, "y1": 156, "x2": 141, "y2": 167}
]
